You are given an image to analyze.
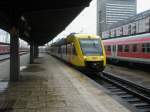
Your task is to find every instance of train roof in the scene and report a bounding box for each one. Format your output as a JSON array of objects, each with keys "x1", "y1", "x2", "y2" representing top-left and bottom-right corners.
[
  {"x1": 67, "y1": 33, "x2": 99, "y2": 39},
  {"x1": 51, "y1": 38, "x2": 67, "y2": 46},
  {"x1": 103, "y1": 33, "x2": 150, "y2": 41},
  {"x1": 103, "y1": 33, "x2": 150, "y2": 45},
  {"x1": 51, "y1": 33, "x2": 101, "y2": 46}
]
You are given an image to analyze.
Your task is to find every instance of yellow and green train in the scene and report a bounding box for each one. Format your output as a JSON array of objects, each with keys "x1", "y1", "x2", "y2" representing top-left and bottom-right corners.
[{"x1": 49, "y1": 33, "x2": 106, "y2": 72}]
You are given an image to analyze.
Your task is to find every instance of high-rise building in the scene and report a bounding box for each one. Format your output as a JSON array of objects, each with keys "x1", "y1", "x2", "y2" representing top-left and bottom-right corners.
[{"x1": 97, "y1": 0, "x2": 137, "y2": 36}]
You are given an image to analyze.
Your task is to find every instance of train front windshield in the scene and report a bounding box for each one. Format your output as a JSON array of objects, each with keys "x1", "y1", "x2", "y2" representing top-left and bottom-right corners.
[{"x1": 80, "y1": 39, "x2": 103, "y2": 56}]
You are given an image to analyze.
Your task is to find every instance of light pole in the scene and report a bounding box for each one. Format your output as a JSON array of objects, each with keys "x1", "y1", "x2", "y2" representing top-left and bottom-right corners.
[{"x1": 99, "y1": 20, "x2": 105, "y2": 37}]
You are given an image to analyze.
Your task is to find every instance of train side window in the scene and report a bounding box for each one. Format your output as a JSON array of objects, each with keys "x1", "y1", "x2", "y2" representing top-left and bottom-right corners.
[
  {"x1": 58, "y1": 47, "x2": 61, "y2": 54},
  {"x1": 132, "y1": 44, "x2": 137, "y2": 52},
  {"x1": 67, "y1": 44, "x2": 71, "y2": 55},
  {"x1": 72, "y1": 44, "x2": 77, "y2": 55},
  {"x1": 144, "y1": 43, "x2": 150, "y2": 53},
  {"x1": 113, "y1": 45, "x2": 116, "y2": 52},
  {"x1": 147, "y1": 43, "x2": 150, "y2": 53},
  {"x1": 62, "y1": 45, "x2": 66, "y2": 54},
  {"x1": 124, "y1": 45, "x2": 129, "y2": 52},
  {"x1": 142, "y1": 44, "x2": 146, "y2": 53},
  {"x1": 118, "y1": 45, "x2": 123, "y2": 52},
  {"x1": 149, "y1": 19, "x2": 150, "y2": 32},
  {"x1": 107, "y1": 46, "x2": 111, "y2": 51}
]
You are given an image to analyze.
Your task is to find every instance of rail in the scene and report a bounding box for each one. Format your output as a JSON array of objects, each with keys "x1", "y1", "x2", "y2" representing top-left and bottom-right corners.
[{"x1": 99, "y1": 71, "x2": 150, "y2": 112}]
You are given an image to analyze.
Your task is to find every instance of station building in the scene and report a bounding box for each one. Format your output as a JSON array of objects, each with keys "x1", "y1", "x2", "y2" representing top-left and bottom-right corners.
[
  {"x1": 102, "y1": 9, "x2": 150, "y2": 39},
  {"x1": 97, "y1": 0, "x2": 137, "y2": 36}
]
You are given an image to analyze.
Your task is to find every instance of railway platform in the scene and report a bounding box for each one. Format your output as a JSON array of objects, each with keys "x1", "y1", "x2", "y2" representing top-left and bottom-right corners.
[{"x1": 0, "y1": 53, "x2": 131, "y2": 112}]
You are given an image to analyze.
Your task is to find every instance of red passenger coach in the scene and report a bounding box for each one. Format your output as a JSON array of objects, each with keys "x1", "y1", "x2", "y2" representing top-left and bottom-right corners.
[
  {"x1": 0, "y1": 42, "x2": 28, "y2": 55},
  {"x1": 103, "y1": 33, "x2": 150, "y2": 64},
  {"x1": 0, "y1": 42, "x2": 9, "y2": 54}
]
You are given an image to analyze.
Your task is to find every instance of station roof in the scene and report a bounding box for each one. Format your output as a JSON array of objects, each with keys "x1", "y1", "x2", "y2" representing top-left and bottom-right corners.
[{"x1": 0, "y1": 0, "x2": 92, "y2": 45}]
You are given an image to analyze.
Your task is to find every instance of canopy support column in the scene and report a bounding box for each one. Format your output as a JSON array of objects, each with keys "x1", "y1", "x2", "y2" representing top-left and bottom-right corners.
[
  {"x1": 30, "y1": 44, "x2": 34, "y2": 64},
  {"x1": 10, "y1": 28, "x2": 20, "y2": 81},
  {"x1": 34, "y1": 44, "x2": 39, "y2": 58}
]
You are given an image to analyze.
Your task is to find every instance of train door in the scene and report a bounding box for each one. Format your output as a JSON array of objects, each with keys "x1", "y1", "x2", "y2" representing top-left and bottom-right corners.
[{"x1": 111, "y1": 45, "x2": 117, "y2": 58}]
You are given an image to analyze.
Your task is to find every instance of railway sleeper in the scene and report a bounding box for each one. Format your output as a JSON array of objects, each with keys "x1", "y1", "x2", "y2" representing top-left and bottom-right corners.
[
  {"x1": 127, "y1": 99, "x2": 144, "y2": 104},
  {"x1": 137, "y1": 106, "x2": 150, "y2": 109},
  {"x1": 103, "y1": 84, "x2": 114, "y2": 88},
  {"x1": 110, "y1": 89, "x2": 122, "y2": 92},
  {"x1": 115, "y1": 91, "x2": 127, "y2": 95},
  {"x1": 120, "y1": 94, "x2": 135, "y2": 99}
]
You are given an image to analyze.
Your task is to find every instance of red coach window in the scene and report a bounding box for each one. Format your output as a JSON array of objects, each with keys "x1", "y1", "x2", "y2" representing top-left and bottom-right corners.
[
  {"x1": 118, "y1": 45, "x2": 123, "y2": 52},
  {"x1": 142, "y1": 43, "x2": 150, "y2": 53},
  {"x1": 132, "y1": 44, "x2": 137, "y2": 52},
  {"x1": 124, "y1": 45, "x2": 129, "y2": 52},
  {"x1": 107, "y1": 46, "x2": 111, "y2": 51},
  {"x1": 147, "y1": 43, "x2": 150, "y2": 53},
  {"x1": 142, "y1": 44, "x2": 146, "y2": 53}
]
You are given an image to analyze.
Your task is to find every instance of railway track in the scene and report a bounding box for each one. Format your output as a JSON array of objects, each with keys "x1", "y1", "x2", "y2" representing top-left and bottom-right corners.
[
  {"x1": 0, "y1": 52, "x2": 28, "y2": 62},
  {"x1": 99, "y1": 72, "x2": 150, "y2": 112},
  {"x1": 52, "y1": 56, "x2": 150, "y2": 111}
]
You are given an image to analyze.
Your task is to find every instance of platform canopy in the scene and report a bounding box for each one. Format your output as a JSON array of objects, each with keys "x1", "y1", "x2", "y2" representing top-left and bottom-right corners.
[{"x1": 0, "y1": 0, "x2": 92, "y2": 45}]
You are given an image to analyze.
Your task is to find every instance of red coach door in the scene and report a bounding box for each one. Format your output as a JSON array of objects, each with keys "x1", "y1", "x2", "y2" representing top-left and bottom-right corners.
[{"x1": 111, "y1": 45, "x2": 117, "y2": 58}]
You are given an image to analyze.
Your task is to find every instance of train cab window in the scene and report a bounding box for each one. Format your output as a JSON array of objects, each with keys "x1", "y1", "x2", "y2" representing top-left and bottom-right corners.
[
  {"x1": 80, "y1": 39, "x2": 102, "y2": 55},
  {"x1": 132, "y1": 44, "x2": 137, "y2": 52},
  {"x1": 124, "y1": 45, "x2": 129, "y2": 52},
  {"x1": 118, "y1": 45, "x2": 123, "y2": 52}
]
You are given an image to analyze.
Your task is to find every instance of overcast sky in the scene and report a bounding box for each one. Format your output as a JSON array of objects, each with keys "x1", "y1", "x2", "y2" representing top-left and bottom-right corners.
[{"x1": 51, "y1": 0, "x2": 150, "y2": 43}]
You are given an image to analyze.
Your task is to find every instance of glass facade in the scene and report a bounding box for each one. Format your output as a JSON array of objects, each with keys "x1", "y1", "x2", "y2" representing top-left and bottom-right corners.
[{"x1": 97, "y1": 0, "x2": 137, "y2": 35}]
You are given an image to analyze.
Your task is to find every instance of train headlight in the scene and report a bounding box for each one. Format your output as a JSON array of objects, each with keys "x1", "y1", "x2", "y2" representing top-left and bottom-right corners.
[
  {"x1": 100, "y1": 56, "x2": 104, "y2": 59},
  {"x1": 83, "y1": 56, "x2": 87, "y2": 60}
]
